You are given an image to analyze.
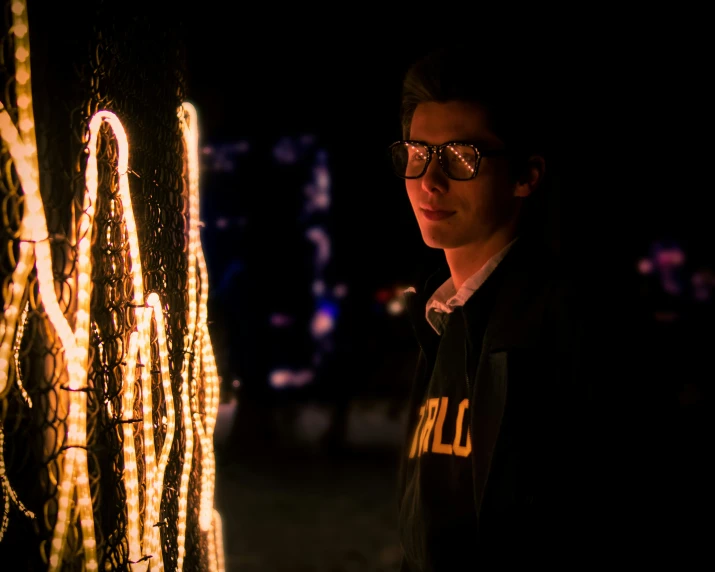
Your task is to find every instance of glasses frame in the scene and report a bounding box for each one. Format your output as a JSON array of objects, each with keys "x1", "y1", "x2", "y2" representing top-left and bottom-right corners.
[{"x1": 388, "y1": 140, "x2": 508, "y2": 181}]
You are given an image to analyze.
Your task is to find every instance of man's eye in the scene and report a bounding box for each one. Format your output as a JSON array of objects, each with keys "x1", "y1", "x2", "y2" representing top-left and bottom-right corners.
[
  {"x1": 408, "y1": 151, "x2": 428, "y2": 163},
  {"x1": 445, "y1": 147, "x2": 474, "y2": 162}
]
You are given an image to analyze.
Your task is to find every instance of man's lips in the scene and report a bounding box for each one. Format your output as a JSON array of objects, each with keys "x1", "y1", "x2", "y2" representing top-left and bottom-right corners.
[{"x1": 420, "y1": 207, "x2": 455, "y2": 221}]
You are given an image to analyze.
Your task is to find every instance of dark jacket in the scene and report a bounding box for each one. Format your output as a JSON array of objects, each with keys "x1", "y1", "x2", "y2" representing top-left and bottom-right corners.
[{"x1": 397, "y1": 237, "x2": 609, "y2": 569}]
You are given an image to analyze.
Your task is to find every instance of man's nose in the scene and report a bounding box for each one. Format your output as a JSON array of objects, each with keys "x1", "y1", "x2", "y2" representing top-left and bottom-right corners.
[{"x1": 420, "y1": 157, "x2": 448, "y2": 195}]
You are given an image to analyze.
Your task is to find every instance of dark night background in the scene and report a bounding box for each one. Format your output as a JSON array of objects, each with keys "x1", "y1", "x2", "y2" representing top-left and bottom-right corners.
[
  {"x1": 0, "y1": 3, "x2": 707, "y2": 570},
  {"x1": 178, "y1": 14, "x2": 712, "y2": 570}
]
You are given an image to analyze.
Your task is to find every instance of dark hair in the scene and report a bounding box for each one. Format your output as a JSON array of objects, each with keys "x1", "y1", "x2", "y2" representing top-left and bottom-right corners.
[
  {"x1": 400, "y1": 48, "x2": 552, "y2": 158},
  {"x1": 399, "y1": 47, "x2": 560, "y2": 249}
]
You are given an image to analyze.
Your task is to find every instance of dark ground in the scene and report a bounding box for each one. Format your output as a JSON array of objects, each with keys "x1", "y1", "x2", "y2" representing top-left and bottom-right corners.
[{"x1": 214, "y1": 399, "x2": 407, "y2": 572}]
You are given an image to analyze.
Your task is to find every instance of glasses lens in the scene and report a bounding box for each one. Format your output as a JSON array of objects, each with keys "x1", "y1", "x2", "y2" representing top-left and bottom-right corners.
[
  {"x1": 441, "y1": 144, "x2": 478, "y2": 180},
  {"x1": 391, "y1": 142, "x2": 429, "y2": 178}
]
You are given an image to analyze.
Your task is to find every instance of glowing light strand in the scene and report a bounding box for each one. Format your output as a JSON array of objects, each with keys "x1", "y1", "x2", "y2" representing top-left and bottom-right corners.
[
  {"x1": 0, "y1": 0, "x2": 78, "y2": 407},
  {"x1": 146, "y1": 292, "x2": 176, "y2": 571},
  {"x1": 79, "y1": 112, "x2": 173, "y2": 571},
  {"x1": 0, "y1": 424, "x2": 36, "y2": 541},
  {"x1": 175, "y1": 326, "x2": 194, "y2": 572},
  {"x1": 0, "y1": 300, "x2": 35, "y2": 543},
  {"x1": 213, "y1": 509, "x2": 225, "y2": 572},
  {"x1": 0, "y1": 2, "x2": 97, "y2": 568},
  {"x1": 179, "y1": 101, "x2": 223, "y2": 569},
  {"x1": 138, "y1": 305, "x2": 162, "y2": 571},
  {"x1": 175, "y1": 102, "x2": 198, "y2": 572},
  {"x1": 181, "y1": 102, "x2": 221, "y2": 552},
  {"x1": 206, "y1": 506, "x2": 217, "y2": 572},
  {"x1": 198, "y1": 248, "x2": 218, "y2": 533},
  {"x1": 185, "y1": 114, "x2": 214, "y2": 522},
  {"x1": 121, "y1": 331, "x2": 143, "y2": 567},
  {"x1": 12, "y1": 301, "x2": 31, "y2": 407},
  {"x1": 0, "y1": 10, "x2": 222, "y2": 563},
  {"x1": 48, "y1": 112, "x2": 139, "y2": 572}
]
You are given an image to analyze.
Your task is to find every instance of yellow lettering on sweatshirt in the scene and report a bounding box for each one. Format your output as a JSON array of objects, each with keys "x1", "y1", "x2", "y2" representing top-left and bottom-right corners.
[
  {"x1": 453, "y1": 398, "x2": 472, "y2": 457},
  {"x1": 407, "y1": 396, "x2": 471, "y2": 458},
  {"x1": 419, "y1": 398, "x2": 440, "y2": 454},
  {"x1": 408, "y1": 405, "x2": 426, "y2": 458},
  {"x1": 431, "y1": 397, "x2": 453, "y2": 454}
]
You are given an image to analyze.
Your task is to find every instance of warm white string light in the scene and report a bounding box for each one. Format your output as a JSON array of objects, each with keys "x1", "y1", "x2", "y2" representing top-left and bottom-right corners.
[
  {"x1": 0, "y1": 2, "x2": 97, "y2": 569},
  {"x1": 175, "y1": 331, "x2": 194, "y2": 572},
  {"x1": 146, "y1": 291, "x2": 176, "y2": 571},
  {"x1": 1, "y1": 3, "x2": 38, "y2": 388},
  {"x1": 50, "y1": 110, "x2": 146, "y2": 572},
  {"x1": 122, "y1": 331, "x2": 143, "y2": 567},
  {"x1": 138, "y1": 305, "x2": 162, "y2": 571},
  {"x1": 207, "y1": 503, "x2": 218, "y2": 572},
  {"x1": 0, "y1": 5, "x2": 223, "y2": 565},
  {"x1": 173, "y1": 103, "x2": 199, "y2": 572},
  {"x1": 198, "y1": 249, "x2": 219, "y2": 533},
  {"x1": 186, "y1": 106, "x2": 220, "y2": 518},
  {"x1": 11, "y1": 301, "x2": 32, "y2": 407},
  {"x1": 79, "y1": 112, "x2": 172, "y2": 571},
  {"x1": 183, "y1": 112, "x2": 213, "y2": 535},
  {"x1": 0, "y1": 0, "x2": 77, "y2": 407},
  {"x1": 213, "y1": 509, "x2": 226, "y2": 572},
  {"x1": 0, "y1": 424, "x2": 35, "y2": 541},
  {"x1": 180, "y1": 101, "x2": 223, "y2": 568},
  {"x1": 0, "y1": 100, "x2": 92, "y2": 569}
]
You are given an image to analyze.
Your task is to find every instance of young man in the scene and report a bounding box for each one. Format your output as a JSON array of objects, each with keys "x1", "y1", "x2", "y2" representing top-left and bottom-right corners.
[{"x1": 390, "y1": 48, "x2": 613, "y2": 569}]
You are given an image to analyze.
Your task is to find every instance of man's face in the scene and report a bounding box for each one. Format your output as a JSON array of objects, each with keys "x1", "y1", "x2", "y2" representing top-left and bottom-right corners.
[{"x1": 405, "y1": 101, "x2": 520, "y2": 251}]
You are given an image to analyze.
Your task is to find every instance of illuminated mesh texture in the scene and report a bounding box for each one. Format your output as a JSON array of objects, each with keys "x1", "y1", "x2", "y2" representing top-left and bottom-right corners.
[{"x1": 0, "y1": 2, "x2": 223, "y2": 570}]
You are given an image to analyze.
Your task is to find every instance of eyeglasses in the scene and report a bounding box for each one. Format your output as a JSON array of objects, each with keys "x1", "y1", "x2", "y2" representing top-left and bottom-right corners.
[{"x1": 388, "y1": 140, "x2": 507, "y2": 181}]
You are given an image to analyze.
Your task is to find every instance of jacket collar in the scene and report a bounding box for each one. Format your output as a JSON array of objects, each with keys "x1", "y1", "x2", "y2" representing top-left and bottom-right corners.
[
  {"x1": 403, "y1": 264, "x2": 449, "y2": 361},
  {"x1": 405, "y1": 234, "x2": 554, "y2": 355}
]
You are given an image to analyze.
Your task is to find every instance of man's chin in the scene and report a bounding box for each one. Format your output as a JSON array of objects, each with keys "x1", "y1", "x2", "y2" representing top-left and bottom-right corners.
[{"x1": 421, "y1": 232, "x2": 457, "y2": 250}]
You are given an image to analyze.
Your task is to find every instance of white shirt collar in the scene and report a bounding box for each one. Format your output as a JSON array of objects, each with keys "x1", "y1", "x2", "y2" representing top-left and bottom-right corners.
[{"x1": 425, "y1": 237, "x2": 518, "y2": 335}]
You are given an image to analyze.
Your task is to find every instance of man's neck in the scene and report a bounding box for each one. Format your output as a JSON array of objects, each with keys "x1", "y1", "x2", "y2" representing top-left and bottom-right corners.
[{"x1": 444, "y1": 227, "x2": 518, "y2": 291}]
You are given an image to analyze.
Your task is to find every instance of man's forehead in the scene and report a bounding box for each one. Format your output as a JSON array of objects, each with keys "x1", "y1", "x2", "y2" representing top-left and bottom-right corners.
[{"x1": 410, "y1": 101, "x2": 501, "y2": 144}]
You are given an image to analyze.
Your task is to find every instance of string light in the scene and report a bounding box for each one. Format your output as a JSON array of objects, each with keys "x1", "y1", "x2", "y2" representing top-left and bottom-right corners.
[
  {"x1": 213, "y1": 509, "x2": 226, "y2": 572},
  {"x1": 177, "y1": 100, "x2": 221, "y2": 569},
  {"x1": 0, "y1": 424, "x2": 36, "y2": 541},
  {"x1": 1, "y1": 4, "x2": 224, "y2": 566},
  {"x1": 122, "y1": 332, "x2": 142, "y2": 566},
  {"x1": 49, "y1": 109, "x2": 143, "y2": 572},
  {"x1": 185, "y1": 103, "x2": 220, "y2": 528},
  {"x1": 138, "y1": 305, "x2": 162, "y2": 570},
  {"x1": 12, "y1": 301, "x2": 32, "y2": 407},
  {"x1": 196, "y1": 231, "x2": 215, "y2": 535},
  {"x1": 180, "y1": 101, "x2": 223, "y2": 568},
  {"x1": 146, "y1": 292, "x2": 176, "y2": 571},
  {"x1": 0, "y1": 2, "x2": 97, "y2": 569},
  {"x1": 170, "y1": 104, "x2": 198, "y2": 571},
  {"x1": 207, "y1": 504, "x2": 218, "y2": 572},
  {"x1": 199, "y1": 316, "x2": 219, "y2": 534}
]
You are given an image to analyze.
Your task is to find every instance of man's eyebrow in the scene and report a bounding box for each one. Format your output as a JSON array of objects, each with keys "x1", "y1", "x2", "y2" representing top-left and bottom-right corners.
[
  {"x1": 444, "y1": 139, "x2": 494, "y2": 147},
  {"x1": 408, "y1": 139, "x2": 495, "y2": 147}
]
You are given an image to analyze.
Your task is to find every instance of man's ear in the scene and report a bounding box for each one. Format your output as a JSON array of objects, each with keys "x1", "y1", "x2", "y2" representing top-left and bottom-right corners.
[{"x1": 514, "y1": 155, "x2": 546, "y2": 198}]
